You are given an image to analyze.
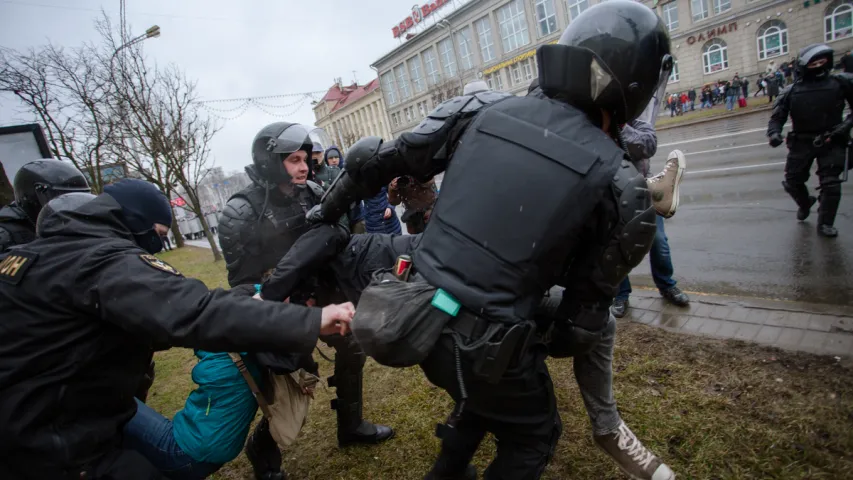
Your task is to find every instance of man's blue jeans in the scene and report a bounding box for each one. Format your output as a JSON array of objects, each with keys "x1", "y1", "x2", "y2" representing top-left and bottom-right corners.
[
  {"x1": 123, "y1": 399, "x2": 222, "y2": 480},
  {"x1": 617, "y1": 215, "x2": 677, "y2": 300},
  {"x1": 725, "y1": 96, "x2": 736, "y2": 110}
]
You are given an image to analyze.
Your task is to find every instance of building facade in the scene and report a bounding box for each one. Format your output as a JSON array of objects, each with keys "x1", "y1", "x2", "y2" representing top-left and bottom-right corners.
[
  {"x1": 372, "y1": 0, "x2": 853, "y2": 139},
  {"x1": 312, "y1": 79, "x2": 393, "y2": 151}
]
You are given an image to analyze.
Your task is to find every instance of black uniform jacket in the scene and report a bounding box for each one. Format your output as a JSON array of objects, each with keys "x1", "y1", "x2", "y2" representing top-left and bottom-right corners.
[{"x1": 0, "y1": 194, "x2": 322, "y2": 474}]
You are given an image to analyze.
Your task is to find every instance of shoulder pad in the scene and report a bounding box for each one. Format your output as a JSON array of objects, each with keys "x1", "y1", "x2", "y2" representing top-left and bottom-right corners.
[
  {"x1": 467, "y1": 91, "x2": 512, "y2": 111},
  {"x1": 428, "y1": 94, "x2": 478, "y2": 120},
  {"x1": 222, "y1": 195, "x2": 258, "y2": 223},
  {"x1": 305, "y1": 180, "x2": 325, "y2": 199},
  {"x1": 0, "y1": 226, "x2": 12, "y2": 251},
  {"x1": 0, "y1": 205, "x2": 26, "y2": 222}
]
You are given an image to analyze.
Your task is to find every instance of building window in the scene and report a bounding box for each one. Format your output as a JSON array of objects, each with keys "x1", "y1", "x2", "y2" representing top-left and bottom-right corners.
[
  {"x1": 404, "y1": 106, "x2": 413, "y2": 123},
  {"x1": 497, "y1": 0, "x2": 530, "y2": 54},
  {"x1": 757, "y1": 20, "x2": 788, "y2": 60},
  {"x1": 409, "y1": 57, "x2": 425, "y2": 93},
  {"x1": 438, "y1": 37, "x2": 457, "y2": 78},
  {"x1": 394, "y1": 64, "x2": 410, "y2": 100},
  {"x1": 691, "y1": 0, "x2": 708, "y2": 22},
  {"x1": 713, "y1": 0, "x2": 730, "y2": 15},
  {"x1": 418, "y1": 101, "x2": 427, "y2": 117},
  {"x1": 486, "y1": 71, "x2": 505, "y2": 91},
  {"x1": 391, "y1": 112, "x2": 401, "y2": 128},
  {"x1": 663, "y1": 2, "x2": 679, "y2": 32},
  {"x1": 381, "y1": 72, "x2": 397, "y2": 106},
  {"x1": 669, "y1": 58, "x2": 680, "y2": 83},
  {"x1": 825, "y1": 1, "x2": 853, "y2": 42},
  {"x1": 475, "y1": 16, "x2": 495, "y2": 63},
  {"x1": 566, "y1": 0, "x2": 589, "y2": 22},
  {"x1": 510, "y1": 63, "x2": 523, "y2": 85},
  {"x1": 702, "y1": 39, "x2": 728, "y2": 74},
  {"x1": 456, "y1": 27, "x2": 475, "y2": 70},
  {"x1": 422, "y1": 47, "x2": 441, "y2": 85},
  {"x1": 522, "y1": 58, "x2": 535, "y2": 81},
  {"x1": 534, "y1": 0, "x2": 558, "y2": 37}
]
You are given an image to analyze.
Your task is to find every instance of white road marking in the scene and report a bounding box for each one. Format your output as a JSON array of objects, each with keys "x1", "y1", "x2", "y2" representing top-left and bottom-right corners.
[
  {"x1": 685, "y1": 161, "x2": 786, "y2": 175},
  {"x1": 659, "y1": 127, "x2": 768, "y2": 147},
  {"x1": 683, "y1": 142, "x2": 768, "y2": 156}
]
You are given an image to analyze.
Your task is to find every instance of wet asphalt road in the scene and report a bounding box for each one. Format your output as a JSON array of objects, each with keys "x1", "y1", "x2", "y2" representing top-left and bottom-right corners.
[{"x1": 634, "y1": 110, "x2": 853, "y2": 306}]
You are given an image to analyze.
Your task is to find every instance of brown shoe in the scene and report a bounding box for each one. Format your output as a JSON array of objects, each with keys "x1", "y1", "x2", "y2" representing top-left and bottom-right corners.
[
  {"x1": 594, "y1": 422, "x2": 675, "y2": 480},
  {"x1": 648, "y1": 150, "x2": 686, "y2": 219}
]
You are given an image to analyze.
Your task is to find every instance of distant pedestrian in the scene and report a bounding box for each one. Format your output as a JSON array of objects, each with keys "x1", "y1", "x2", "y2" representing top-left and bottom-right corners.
[
  {"x1": 680, "y1": 92, "x2": 689, "y2": 112},
  {"x1": 688, "y1": 88, "x2": 696, "y2": 111},
  {"x1": 755, "y1": 77, "x2": 766, "y2": 97},
  {"x1": 161, "y1": 234, "x2": 172, "y2": 251},
  {"x1": 363, "y1": 186, "x2": 401, "y2": 234},
  {"x1": 725, "y1": 80, "x2": 738, "y2": 111},
  {"x1": 669, "y1": 94, "x2": 678, "y2": 117},
  {"x1": 766, "y1": 74, "x2": 780, "y2": 103},
  {"x1": 741, "y1": 77, "x2": 749, "y2": 98}
]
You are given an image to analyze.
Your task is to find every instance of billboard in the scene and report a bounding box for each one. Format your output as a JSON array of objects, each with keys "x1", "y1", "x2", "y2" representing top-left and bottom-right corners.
[{"x1": 0, "y1": 124, "x2": 52, "y2": 204}]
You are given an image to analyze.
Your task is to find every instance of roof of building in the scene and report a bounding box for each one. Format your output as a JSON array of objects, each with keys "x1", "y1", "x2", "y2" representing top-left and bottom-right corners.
[{"x1": 320, "y1": 78, "x2": 380, "y2": 115}]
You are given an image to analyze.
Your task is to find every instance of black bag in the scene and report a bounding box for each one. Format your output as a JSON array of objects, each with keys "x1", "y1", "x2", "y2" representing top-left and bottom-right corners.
[{"x1": 352, "y1": 270, "x2": 450, "y2": 367}]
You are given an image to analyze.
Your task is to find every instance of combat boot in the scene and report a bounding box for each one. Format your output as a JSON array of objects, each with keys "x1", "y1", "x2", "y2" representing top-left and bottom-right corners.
[
  {"x1": 424, "y1": 464, "x2": 477, "y2": 480},
  {"x1": 647, "y1": 150, "x2": 686, "y2": 218},
  {"x1": 817, "y1": 183, "x2": 841, "y2": 237},
  {"x1": 797, "y1": 196, "x2": 817, "y2": 221},
  {"x1": 611, "y1": 298, "x2": 629, "y2": 318},
  {"x1": 594, "y1": 421, "x2": 675, "y2": 480},
  {"x1": 245, "y1": 418, "x2": 286, "y2": 480}
]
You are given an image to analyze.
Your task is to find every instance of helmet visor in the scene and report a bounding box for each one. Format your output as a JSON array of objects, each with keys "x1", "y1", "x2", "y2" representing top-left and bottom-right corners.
[
  {"x1": 309, "y1": 127, "x2": 334, "y2": 152},
  {"x1": 269, "y1": 124, "x2": 312, "y2": 155},
  {"x1": 635, "y1": 54, "x2": 673, "y2": 126}
]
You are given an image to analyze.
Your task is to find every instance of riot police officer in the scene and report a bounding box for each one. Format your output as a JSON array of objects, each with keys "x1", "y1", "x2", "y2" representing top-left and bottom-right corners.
[
  {"x1": 217, "y1": 123, "x2": 393, "y2": 480},
  {"x1": 0, "y1": 159, "x2": 90, "y2": 252},
  {"x1": 307, "y1": 2, "x2": 671, "y2": 478},
  {"x1": 0, "y1": 179, "x2": 354, "y2": 479},
  {"x1": 768, "y1": 43, "x2": 853, "y2": 237}
]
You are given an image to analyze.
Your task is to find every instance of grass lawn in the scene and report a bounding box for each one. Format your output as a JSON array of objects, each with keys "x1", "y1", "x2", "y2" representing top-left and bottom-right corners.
[
  {"x1": 153, "y1": 247, "x2": 853, "y2": 479},
  {"x1": 656, "y1": 97, "x2": 772, "y2": 128}
]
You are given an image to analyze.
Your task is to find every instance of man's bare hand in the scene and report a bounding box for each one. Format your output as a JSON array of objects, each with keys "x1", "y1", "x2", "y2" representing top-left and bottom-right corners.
[
  {"x1": 320, "y1": 302, "x2": 355, "y2": 336},
  {"x1": 384, "y1": 207, "x2": 392, "y2": 219}
]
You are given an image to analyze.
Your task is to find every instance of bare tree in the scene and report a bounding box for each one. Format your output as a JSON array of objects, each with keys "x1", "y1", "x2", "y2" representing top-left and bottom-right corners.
[
  {"x1": 429, "y1": 77, "x2": 462, "y2": 108},
  {"x1": 0, "y1": 40, "x2": 122, "y2": 193},
  {"x1": 96, "y1": 16, "x2": 186, "y2": 248}
]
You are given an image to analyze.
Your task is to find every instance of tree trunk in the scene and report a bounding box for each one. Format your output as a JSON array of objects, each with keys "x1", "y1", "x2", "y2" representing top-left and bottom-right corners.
[
  {"x1": 169, "y1": 204, "x2": 185, "y2": 248},
  {"x1": 196, "y1": 212, "x2": 222, "y2": 261}
]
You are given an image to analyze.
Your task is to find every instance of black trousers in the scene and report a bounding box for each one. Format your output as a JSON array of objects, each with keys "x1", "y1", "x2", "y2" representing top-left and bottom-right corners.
[
  {"x1": 784, "y1": 137, "x2": 846, "y2": 227},
  {"x1": 420, "y1": 334, "x2": 562, "y2": 480}
]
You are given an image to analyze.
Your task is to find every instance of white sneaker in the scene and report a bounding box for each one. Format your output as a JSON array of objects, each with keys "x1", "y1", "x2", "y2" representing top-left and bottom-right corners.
[
  {"x1": 594, "y1": 422, "x2": 676, "y2": 480},
  {"x1": 647, "y1": 150, "x2": 686, "y2": 218}
]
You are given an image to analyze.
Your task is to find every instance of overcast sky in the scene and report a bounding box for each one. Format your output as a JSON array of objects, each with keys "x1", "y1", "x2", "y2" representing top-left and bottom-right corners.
[{"x1": 0, "y1": 0, "x2": 440, "y2": 174}]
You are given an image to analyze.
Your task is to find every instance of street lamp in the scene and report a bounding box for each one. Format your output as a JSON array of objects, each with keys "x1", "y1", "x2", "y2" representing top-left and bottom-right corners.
[{"x1": 111, "y1": 25, "x2": 161, "y2": 61}]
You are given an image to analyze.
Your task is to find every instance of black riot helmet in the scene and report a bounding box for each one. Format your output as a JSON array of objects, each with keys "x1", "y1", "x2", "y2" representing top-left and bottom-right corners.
[
  {"x1": 797, "y1": 44, "x2": 833, "y2": 81},
  {"x1": 536, "y1": 0, "x2": 672, "y2": 125},
  {"x1": 250, "y1": 122, "x2": 315, "y2": 186},
  {"x1": 35, "y1": 192, "x2": 97, "y2": 237},
  {"x1": 13, "y1": 159, "x2": 91, "y2": 222}
]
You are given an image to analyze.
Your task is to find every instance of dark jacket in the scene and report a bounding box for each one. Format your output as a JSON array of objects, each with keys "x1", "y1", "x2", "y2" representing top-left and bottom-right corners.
[
  {"x1": 766, "y1": 75, "x2": 780, "y2": 97},
  {"x1": 314, "y1": 148, "x2": 343, "y2": 190},
  {"x1": 0, "y1": 194, "x2": 322, "y2": 475},
  {"x1": 727, "y1": 80, "x2": 739, "y2": 97},
  {"x1": 364, "y1": 186, "x2": 401, "y2": 234},
  {"x1": 0, "y1": 203, "x2": 34, "y2": 253},
  {"x1": 687, "y1": 89, "x2": 696, "y2": 101},
  {"x1": 621, "y1": 120, "x2": 657, "y2": 176}
]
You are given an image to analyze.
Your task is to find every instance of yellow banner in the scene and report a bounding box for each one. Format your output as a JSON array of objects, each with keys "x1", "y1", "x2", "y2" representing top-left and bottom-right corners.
[{"x1": 481, "y1": 41, "x2": 557, "y2": 76}]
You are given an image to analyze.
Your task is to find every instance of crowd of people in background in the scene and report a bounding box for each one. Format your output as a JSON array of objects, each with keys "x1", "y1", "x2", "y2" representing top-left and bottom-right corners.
[{"x1": 664, "y1": 58, "x2": 798, "y2": 117}]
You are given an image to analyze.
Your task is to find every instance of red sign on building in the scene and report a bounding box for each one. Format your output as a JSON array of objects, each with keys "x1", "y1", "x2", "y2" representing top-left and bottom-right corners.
[
  {"x1": 686, "y1": 22, "x2": 738, "y2": 45},
  {"x1": 393, "y1": 0, "x2": 451, "y2": 38}
]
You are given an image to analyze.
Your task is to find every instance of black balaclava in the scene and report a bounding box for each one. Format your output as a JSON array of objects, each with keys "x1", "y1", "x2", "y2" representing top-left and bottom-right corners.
[{"x1": 104, "y1": 179, "x2": 173, "y2": 254}]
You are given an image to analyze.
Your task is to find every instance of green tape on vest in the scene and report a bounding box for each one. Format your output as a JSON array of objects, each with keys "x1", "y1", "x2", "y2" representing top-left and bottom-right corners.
[{"x1": 431, "y1": 288, "x2": 461, "y2": 317}]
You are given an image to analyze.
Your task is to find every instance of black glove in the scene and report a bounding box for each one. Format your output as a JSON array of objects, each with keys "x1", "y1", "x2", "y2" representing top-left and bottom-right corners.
[
  {"x1": 769, "y1": 133, "x2": 784, "y2": 148},
  {"x1": 547, "y1": 320, "x2": 605, "y2": 358}
]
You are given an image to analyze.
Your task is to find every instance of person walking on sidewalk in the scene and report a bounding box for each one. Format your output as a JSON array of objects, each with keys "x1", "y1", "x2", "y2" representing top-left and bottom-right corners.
[
  {"x1": 688, "y1": 88, "x2": 696, "y2": 111},
  {"x1": 612, "y1": 123, "x2": 690, "y2": 318}
]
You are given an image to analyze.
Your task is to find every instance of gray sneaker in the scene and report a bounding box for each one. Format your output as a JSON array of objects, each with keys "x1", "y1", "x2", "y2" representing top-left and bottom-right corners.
[
  {"x1": 648, "y1": 150, "x2": 686, "y2": 219},
  {"x1": 594, "y1": 422, "x2": 675, "y2": 480}
]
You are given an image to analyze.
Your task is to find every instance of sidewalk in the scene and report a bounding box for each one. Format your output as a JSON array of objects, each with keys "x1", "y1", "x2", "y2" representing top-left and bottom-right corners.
[
  {"x1": 623, "y1": 288, "x2": 853, "y2": 357},
  {"x1": 656, "y1": 100, "x2": 772, "y2": 130}
]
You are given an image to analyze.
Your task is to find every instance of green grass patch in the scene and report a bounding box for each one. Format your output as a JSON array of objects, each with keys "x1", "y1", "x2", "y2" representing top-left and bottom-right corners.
[{"x1": 152, "y1": 246, "x2": 853, "y2": 479}]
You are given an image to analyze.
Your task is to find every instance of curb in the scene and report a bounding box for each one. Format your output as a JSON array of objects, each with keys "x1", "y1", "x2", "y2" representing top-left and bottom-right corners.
[{"x1": 656, "y1": 104, "x2": 773, "y2": 131}]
